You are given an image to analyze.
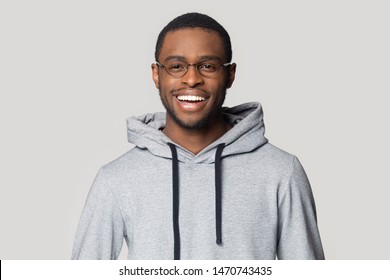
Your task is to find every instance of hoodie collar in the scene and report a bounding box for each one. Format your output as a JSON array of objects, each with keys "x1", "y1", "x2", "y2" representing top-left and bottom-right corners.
[{"x1": 126, "y1": 102, "x2": 268, "y2": 163}]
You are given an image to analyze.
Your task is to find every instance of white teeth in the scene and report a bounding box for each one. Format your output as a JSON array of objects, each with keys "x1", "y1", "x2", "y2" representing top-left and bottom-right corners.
[{"x1": 177, "y1": 95, "x2": 206, "y2": 102}]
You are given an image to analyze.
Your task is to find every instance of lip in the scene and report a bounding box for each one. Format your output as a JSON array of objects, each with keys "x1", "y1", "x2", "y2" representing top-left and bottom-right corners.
[
  {"x1": 173, "y1": 88, "x2": 209, "y2": 98},
  {"x1": 173, "y1": 89, "x2": 209, "y2": 112}
]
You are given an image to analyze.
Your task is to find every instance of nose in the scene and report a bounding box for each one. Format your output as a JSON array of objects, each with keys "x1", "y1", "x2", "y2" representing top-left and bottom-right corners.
[{"x1": 181, "y1": 64, "x2": 204, "y2": 87}]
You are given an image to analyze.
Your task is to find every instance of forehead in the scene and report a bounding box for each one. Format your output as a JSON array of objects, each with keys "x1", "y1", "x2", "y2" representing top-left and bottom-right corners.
[{"x1": 159, "y1": 28, "x2": 226, "y2": 62}]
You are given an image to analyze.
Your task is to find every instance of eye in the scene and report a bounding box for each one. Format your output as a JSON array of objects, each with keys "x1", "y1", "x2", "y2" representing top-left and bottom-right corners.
[
  {"x1": 167, "y1": 62, "x2": 186, "y2": 72},
  {"x1": 199, "y1": 63, "x2": 217, "y2": 72}
]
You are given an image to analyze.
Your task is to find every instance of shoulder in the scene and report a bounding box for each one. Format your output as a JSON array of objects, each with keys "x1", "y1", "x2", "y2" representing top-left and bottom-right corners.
[
  {"x1": 97, "y1": 146, "x2": 147, "y2": 186},
  {"x1": 102, "y1": 146, "x2": 141, "y2": 170},
  {"x1": 260, "y1": 143, "x2": 312, "y2": 194},
  {"x1": 260, "y1": 142, "x2": 295, "y2": 160},
  {"x1": 251, "y1": 142, "x2": 298, "y2": 169},
  {"x1": 242, "y1": 142, "x2": 305, "y2": 182}
]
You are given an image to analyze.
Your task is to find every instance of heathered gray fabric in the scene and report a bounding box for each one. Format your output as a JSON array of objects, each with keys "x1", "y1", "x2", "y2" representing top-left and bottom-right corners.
[{"x1": 72, "y1": 102, "x2": 325, "y2": 260}]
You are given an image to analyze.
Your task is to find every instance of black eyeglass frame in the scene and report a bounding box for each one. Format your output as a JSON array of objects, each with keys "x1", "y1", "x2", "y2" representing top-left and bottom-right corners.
[{"x1": 155, "y1": 61, "x2": 231, "y2": 78}]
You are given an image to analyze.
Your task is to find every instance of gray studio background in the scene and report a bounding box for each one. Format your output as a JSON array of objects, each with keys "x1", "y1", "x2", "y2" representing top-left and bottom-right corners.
[{"x1": 1, "y1": 0, "x2": 389, "y2": 259}]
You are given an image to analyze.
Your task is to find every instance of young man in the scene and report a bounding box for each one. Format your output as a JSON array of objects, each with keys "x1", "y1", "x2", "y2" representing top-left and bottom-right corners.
[{"x1": 72, "y1": 12, "x2": 325, "y2": 260}]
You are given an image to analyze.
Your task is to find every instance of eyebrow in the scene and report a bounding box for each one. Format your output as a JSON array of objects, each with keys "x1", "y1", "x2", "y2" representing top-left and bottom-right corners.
[{"x1": 163, "y1": 55, "x2": 222, "y2": 63}]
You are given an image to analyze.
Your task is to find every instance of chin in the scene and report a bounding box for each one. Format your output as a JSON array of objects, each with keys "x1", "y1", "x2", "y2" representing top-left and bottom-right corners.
[{"x1": 172, "y1": 114, "x2": 211, "y2": 130}]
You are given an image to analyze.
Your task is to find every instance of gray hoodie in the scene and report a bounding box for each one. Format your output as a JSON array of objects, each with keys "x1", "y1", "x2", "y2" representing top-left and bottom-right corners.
[{"x1": 72, "y1": 102, "x2": 324, "y2": 260}]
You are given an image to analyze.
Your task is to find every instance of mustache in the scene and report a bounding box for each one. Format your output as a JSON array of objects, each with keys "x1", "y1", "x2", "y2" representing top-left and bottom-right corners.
[{"x1": 170, "y1": 87, "x2": 209, "y2": 96}]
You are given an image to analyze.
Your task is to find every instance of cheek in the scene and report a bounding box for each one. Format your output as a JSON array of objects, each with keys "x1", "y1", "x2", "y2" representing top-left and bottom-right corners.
[
  {"x1": 211, "y1": 79, "x2": 228, "y2": 94},
  {"x1": 159, "y1": 76, "x2": 178, "y2": 92}
]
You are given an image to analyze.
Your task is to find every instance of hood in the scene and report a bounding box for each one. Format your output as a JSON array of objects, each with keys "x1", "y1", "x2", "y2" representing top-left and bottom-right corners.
[{"x1": 126, "y1": 102, "x2": 268, "y2": 163}]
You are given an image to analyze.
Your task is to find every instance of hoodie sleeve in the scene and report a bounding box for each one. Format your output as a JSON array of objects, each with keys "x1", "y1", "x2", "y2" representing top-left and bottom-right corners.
[
  {"x1": 277, "y1": 157, "x2": 325, "y2": 260},
  {"x1": 72, "y1": 168, "x2": 125, "y2": 259}
]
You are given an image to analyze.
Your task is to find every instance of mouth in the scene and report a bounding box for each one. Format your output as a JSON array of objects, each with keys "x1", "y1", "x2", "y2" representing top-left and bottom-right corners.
[
  {"x1": 173, "y1": 91, "x2": 209, "y2": 112},
  {"x1": 176, "y1": 95, "x2": 207, "y2": 102}
]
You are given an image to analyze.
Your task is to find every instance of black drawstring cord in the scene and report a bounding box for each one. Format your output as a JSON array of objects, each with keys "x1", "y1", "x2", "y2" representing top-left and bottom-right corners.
[
  {"x1": 168, "y1": 143, "x2": 180, "y2": 260},
  {"x1": 215, "y1": 143, "x2": 225, "y2": 245},
  {"x1": 168, "y1": 142, "x2": 225, "y2": 259}
]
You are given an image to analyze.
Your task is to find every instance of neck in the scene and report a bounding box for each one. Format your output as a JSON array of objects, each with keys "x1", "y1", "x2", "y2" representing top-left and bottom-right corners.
[{"x1": 163, "y1": 114, "x2": 231, "y2": 155}]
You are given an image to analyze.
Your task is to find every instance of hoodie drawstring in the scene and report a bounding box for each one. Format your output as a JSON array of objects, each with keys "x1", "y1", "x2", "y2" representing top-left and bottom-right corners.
[
  {"x1": 167, "y1": 142, "x2": 226, "y2": 260},
  {"x1": 215, "y1": 143, "x2": 225, "y2": 245},
  {"x1": 167, "y1": 143, "x2": 180, "y2": 260}
]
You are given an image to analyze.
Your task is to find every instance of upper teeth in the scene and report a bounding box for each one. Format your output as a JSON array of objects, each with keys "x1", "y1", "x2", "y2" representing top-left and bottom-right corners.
[{"x1": 177, "y1": 95, "x2": 206, "y2": 102}]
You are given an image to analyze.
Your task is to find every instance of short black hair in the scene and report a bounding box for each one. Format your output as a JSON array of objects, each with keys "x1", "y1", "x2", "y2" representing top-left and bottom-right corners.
[{"x1": 155, "y1": 12, "x2": 232, "y2": 63}]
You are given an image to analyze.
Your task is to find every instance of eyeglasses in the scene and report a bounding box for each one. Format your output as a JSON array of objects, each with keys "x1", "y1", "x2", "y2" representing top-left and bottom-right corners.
[{"x1": 156, "y1": 60, "x2": 231, "y2": 78}]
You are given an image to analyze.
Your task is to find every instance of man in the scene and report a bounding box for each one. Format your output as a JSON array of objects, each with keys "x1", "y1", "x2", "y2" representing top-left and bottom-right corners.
[{"x1": 72, "y1": 12, "x2": 325, "y2": 260}]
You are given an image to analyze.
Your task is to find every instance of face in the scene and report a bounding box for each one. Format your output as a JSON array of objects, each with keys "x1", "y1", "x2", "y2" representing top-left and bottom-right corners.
[{"x1": 152, "y1": 28, "x2": 236, "y2": 130}]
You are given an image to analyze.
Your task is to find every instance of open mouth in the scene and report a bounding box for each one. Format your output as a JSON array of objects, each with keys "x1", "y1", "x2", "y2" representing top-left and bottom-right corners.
[{"x1": 176, "y1": 95, "x2": 206, "y2": 102}]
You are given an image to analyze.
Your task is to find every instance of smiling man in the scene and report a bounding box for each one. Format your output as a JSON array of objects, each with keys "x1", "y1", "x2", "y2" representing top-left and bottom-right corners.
[
  {"x1": 152, "y1": 27, "x2": 235, "y2": 154},
  {"x1": 72, "y1": 12, "x2": 325, "y2": 260}
]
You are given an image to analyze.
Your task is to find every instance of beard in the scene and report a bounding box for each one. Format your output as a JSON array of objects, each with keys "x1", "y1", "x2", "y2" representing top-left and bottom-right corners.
[{"x1": 159, "y1": 88, "x2": 227, "y2": 130}]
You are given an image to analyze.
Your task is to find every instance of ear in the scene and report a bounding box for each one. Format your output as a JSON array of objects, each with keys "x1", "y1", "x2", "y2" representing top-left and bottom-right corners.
[
  {"x1": 225, "y1": 63, "x2": 236, "y2": 89},
  {"x1": 151, "y1": 63, "x2": 160, "y2": 89}
]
